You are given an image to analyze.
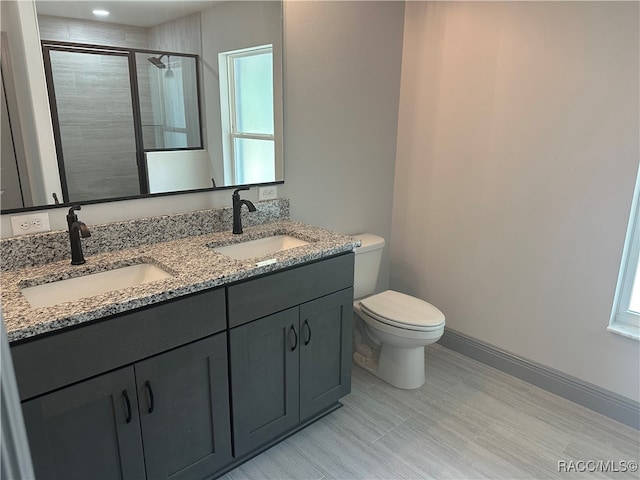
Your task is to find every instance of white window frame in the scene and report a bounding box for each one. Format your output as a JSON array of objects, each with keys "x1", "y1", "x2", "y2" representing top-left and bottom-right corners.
[
  {"x1": 218, "y1": 45, "x2": 274, "y2": 185},
  {"x1": 609, "y1": 164, "x2": 640, "y2": 340}
]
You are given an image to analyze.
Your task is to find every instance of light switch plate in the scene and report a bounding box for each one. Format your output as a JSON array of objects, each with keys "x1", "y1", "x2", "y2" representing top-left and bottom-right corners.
[{"x1": 10, "y1": 212, "x2": 51, "y2": 236}]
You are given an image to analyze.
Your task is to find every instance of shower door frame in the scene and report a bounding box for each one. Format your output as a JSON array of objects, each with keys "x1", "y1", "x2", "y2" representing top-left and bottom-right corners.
[
  {"x1": 43, "y1": 41, "x2": 204, "y2": 204},
  {"x1": 42, "y1": 42, "x2": 148, "y2": 203}
]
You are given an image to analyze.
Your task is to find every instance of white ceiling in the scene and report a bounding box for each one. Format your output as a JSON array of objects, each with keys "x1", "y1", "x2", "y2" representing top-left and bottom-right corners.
[{"x1": 35, "y1": 1, "x2": 219, "y2": 28}]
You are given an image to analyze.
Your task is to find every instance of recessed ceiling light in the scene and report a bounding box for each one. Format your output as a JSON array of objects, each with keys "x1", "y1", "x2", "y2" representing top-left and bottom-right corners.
[{"x1": 92, "y1": 9, "x2": 109, "y2": 17}]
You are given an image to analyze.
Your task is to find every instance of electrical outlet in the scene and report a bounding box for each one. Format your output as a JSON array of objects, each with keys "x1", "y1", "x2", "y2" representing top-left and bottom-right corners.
[
  {"x1": 258, "y1": 186, "x2": 277, "y2": 201},
  {"x1": 10, "y1": 212, "x2": 51, "y2": 236}
]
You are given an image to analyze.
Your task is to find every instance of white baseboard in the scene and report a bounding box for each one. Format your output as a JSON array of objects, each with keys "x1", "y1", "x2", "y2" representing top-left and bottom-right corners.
[{"x1": 439, "y1": 328, "x2": 639, "y2": 430}]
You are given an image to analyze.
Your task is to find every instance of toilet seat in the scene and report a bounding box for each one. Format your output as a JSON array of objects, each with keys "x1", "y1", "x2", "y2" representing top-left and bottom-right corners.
[{"x1": 359, "y1": 290, "x2": 445, "y2": 332}]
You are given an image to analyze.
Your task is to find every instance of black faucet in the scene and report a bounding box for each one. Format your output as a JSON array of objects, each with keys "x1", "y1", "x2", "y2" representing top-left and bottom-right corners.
[
  {"x1": 232, "y1": 187, "x2": 256, "y2": 234},
  {"x1": 66, "y1": 205, "x2": 91, "y2": 265}
]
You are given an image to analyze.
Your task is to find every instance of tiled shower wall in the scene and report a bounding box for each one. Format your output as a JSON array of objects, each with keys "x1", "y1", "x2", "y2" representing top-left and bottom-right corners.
[{"x1": 49, "y1": 51, "x2": 141, "y2": 201}]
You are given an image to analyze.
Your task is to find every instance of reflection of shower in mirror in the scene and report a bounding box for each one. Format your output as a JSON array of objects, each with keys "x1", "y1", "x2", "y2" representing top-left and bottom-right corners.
[
  {"x1": 148, "y1": 54, "x2": 174, "y2": 78},
  {"x1": 147, "y1": 54, "x2": 168, "y2": 69},
  {"x1": 38, "y1": 46, "x2": 202, "y2": 202}
]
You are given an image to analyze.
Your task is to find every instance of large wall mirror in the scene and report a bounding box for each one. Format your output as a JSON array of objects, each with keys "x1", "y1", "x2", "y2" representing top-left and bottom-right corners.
[{"x1": 0, "y1": 0, "x2": 283, "y2": 213}]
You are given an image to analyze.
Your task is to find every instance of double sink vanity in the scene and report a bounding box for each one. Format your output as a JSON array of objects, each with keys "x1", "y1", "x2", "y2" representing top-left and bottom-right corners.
[{"x1": 2, "y1": 199, "x2": 359, "y2": 479}]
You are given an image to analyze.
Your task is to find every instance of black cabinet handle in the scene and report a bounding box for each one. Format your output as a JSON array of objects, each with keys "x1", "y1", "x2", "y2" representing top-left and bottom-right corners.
[
  {"x1": 145, "y1": 380, "x2": 155, "y2": 414},
  {"x1": 303, "y1": 319, "x2": 312, "y2": 346},
  {"x1": 289, "y1": 325, "x2": 298, "y2": 351},
  {"x1": 122, "y1": 390, "x2": 132, "y2": 424}
]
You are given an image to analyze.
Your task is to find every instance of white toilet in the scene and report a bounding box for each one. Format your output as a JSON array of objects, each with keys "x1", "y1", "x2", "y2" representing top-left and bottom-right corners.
[{"x1": 352, "y1": 234, "x2": 445, "y2": 389}]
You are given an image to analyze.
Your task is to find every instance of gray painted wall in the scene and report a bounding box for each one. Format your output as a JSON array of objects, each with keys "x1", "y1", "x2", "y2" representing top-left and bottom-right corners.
[
  {"x1": 391, "y1": 1, "x2": 640, "y2": 402},
  {"x1": 278, "y1": 1, "x2": 405, "y2": 293}
]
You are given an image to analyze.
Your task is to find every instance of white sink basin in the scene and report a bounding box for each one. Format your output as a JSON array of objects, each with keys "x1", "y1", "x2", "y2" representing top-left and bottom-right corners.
[
  {"x1": 213, "y1": 235, "x2": 310, "y2": 260},
  {"x1": 21, "y1": 263, "x2": 172, "y2": 308}
]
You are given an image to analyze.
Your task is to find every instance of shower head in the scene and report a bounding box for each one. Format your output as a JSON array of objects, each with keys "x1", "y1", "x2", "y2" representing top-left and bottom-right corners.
[{"x1": 147, "y1": 54, "x2": 167, "y2": 69}]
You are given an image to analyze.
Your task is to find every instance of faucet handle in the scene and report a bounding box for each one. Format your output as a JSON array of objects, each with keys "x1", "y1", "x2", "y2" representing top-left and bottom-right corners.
[
  {"x1": 67, "y1": 205, "x2": 81, "y2": 222},
  {"x1": 66, "y1": 205, "x2": 84, "y2": 231}
]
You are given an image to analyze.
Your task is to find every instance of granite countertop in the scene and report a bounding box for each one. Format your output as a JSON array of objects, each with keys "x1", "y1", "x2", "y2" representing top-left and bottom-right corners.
[{"x1": 2, "y1": 220, "x2": 360, "y2": 343}]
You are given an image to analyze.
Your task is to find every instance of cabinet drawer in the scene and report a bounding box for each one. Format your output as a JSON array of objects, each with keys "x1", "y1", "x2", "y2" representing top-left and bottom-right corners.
[
  {"x1": 11, "y1": 288, "x2": 226, "y2": 401},
  {"x1": 227, "y1": 253, "x2": 354, "y2": 328}
]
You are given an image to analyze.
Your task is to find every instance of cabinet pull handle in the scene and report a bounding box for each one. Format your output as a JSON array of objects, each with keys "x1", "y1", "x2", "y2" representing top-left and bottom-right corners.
[
  {"x1": 122, "y1": 390, "x2": 132, "y2": 424},
  {"x1": 145, "y1": 380, "x2": 155, "y2": 414},
  {"x1": 290, "y1": 325, "x2": 298, "y2": 351},
  {"x1": 303, "y1": 319, "x2": 312, "y2": 346}
]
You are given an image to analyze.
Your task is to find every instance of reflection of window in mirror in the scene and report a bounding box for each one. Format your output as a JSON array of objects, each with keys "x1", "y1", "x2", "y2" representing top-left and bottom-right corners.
[{"x1": 219, "y1": 45, "x2": 274, "y2": 185}]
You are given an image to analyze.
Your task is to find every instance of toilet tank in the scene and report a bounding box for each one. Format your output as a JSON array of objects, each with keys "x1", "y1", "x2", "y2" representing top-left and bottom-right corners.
[{"x1": 353, "y1": 234, "x2": 385, "y2": 299}]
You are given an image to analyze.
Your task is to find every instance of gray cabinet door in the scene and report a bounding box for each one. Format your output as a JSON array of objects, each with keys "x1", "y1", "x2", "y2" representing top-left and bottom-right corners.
[
  {"x1": 230, "y1": 307, "x2": 300, "y2": 457},
  {"x1": 22, "y1": 367, "x2": 146, "y2": 480},
  {"x1": 135, "y1": 333, "x2": 232, "y2": 480},
  {"x1": 299, "y1": 288, "x2": 353, "y2": 421}
]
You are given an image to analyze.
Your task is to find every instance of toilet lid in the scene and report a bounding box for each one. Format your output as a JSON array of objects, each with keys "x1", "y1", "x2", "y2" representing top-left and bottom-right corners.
[{"x1": 359, "y1": 290, "x2": 445, "y2": 331}]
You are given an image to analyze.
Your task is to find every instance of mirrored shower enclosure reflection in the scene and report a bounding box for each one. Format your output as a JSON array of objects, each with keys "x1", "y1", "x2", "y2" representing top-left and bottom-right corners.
[
  {"x1": 43, "y1": 42, "x2": 201, "y2": 203},
  {"x1": 136, "y1": 52, "x2": 200, "y2": 150}
]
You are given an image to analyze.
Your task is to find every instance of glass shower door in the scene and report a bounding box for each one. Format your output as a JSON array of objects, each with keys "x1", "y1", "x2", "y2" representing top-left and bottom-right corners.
[{"x1": 46, "y1": 48, "x2": 142, "y2": 203}]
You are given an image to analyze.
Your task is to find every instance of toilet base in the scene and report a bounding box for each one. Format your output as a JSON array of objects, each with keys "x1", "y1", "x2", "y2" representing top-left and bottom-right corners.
[
  {"x1": 353, "y1": 345, "x2": 426, "y2": 390},
  {"x1": 378, "y1": 344, "x2": 426, "y2": 389},
  {"x1": 352, "y1": 311, "x2": 430, "y2": 390}
]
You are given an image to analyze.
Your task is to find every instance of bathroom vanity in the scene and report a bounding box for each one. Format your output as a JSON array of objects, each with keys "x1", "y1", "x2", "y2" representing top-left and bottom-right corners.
[{"x1": 2, "y1": 208, "x2": 358, "y2": 479}]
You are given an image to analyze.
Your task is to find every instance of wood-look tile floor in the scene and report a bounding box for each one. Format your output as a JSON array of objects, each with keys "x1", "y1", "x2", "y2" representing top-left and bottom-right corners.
[{"x1": 225, "y1": 344, "x2": 640, "y2": 480}]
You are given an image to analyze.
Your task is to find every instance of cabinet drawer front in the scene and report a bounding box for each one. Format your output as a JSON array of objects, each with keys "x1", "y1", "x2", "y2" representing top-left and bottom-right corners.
[
  {"x1": 12, "y1": 288, "x2": 226, "y2": 401},
  {"x1": 228, "y1": 253, "x2": 354, "y2": 328}
]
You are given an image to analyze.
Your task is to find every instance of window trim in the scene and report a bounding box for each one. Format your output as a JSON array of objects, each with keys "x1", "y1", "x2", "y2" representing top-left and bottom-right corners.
[
  {"x1": 609, "y1": 163, "x2": 640, "y2": 340},
  {"x1": 218, "y1": 45, "x2": 274, "y2": 185}
]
